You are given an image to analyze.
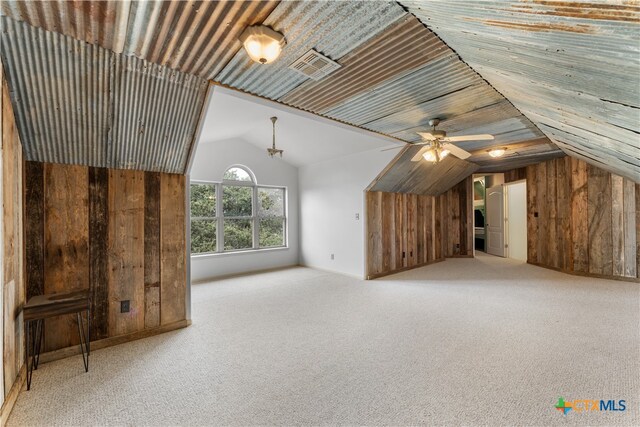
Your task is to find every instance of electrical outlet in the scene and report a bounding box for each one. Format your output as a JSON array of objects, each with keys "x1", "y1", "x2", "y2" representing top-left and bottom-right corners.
[
  {"x1": 330, "y1": 254, "x2": 335, "y2": 260},
  {"x1": 355, "y1": 213, "x2": 360, "y2": 220},
  {"x1": 121, "y1": 300, "x2": 130, "y2": 313}
]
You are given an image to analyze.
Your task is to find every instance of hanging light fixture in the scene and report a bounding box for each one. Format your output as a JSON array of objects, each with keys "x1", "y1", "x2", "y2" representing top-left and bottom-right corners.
[
  {"x1": 488, "y1": 148, "x2": 506, "y2": 158},
  {"x1": 267, "y1": 117, "x2": 284, "y2": 158},
  {"x1": 239, "y1": 25, "x2": 286, "y2": 64}
]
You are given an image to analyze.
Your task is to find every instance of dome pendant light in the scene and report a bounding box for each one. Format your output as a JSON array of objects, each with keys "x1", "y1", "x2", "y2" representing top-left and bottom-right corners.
[
  {"x1": 267, "y1": 117, "x2": 284, "y2": 158},
  {"x1": 239, "y1": 25, "x2": 286, "y2": 64}
]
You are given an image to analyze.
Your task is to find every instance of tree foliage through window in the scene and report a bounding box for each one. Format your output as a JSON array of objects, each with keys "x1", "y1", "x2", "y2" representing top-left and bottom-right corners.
[{"x1": 191, "y1": 167, "x2": 286, "y2": 254}]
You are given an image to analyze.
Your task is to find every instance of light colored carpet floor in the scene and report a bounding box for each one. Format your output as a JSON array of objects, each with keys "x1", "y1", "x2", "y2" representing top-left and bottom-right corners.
[{"x1": 7, "y1": 254, "x2": 640, "y2": 426}]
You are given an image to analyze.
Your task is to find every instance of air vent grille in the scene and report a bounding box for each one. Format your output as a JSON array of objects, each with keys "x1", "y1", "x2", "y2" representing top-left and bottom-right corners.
[{"x1": 288, "y1": 49, "x2": 341, "y2": 81}]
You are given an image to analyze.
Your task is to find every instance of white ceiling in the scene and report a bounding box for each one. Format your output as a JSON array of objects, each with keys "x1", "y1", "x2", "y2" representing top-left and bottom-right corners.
[{"x1": 196, "y1": 86, "x2": 402, "y2": 167}]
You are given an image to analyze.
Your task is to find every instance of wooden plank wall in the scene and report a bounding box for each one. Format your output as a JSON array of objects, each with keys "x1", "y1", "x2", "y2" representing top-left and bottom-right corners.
[
  {"x1": 24, "y1": 161, "x2": 188, "y2": 352},
  {"x1": 366, "y1": 177, "x2": 473, "y2": 279},
  {"x1": 2, "y1": 66, "x2": 25, "y2": 402},
  {"x1": 506, "y1": 157, "x2": 639, "y2": 281}
]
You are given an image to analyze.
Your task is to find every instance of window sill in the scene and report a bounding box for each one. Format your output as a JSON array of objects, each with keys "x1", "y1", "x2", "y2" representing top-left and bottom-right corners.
[{"x1": 191, "y1": 246, "x2": 289, "y2": 259}]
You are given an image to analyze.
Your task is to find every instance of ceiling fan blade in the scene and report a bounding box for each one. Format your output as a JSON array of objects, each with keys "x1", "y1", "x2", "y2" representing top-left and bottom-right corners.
[
  {"x1": 443, "y1": 134, "x2": 494, "y2": 142},
  {"x1": 417, "y1": 131, "x2": 437, "y2": 141},
  {"x1": 442, "y1": 143, "x2": 472, "y2": 160},
  {"x1": 411, "y1": 146, "x2": 431, "y2": 162}
]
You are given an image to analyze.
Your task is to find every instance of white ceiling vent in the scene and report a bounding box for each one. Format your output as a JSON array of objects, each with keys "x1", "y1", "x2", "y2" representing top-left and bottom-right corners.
[{"x1": 288, "y1": 49, "x2": 341, "y2": 81}]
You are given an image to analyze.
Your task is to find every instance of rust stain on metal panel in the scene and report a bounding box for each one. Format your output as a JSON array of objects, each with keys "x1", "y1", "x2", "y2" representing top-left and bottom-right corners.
[
  {"x1": 516, "y1": 1, "x2": 640, "y2": 23},
  {"x1": 476, "y1": 18, "x2": 596, "y2": 33},
  {"x1": 280, "y1": 15, "x2": 451, "y2": 113}
]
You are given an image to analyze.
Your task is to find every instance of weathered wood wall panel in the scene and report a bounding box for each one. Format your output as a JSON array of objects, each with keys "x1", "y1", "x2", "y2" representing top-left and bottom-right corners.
[
  {"x1": 366, "y1": 177, "x2": 474, "y2": 279},
  {"x1": 144, "y1": 172, "x2": 161, "y2": 329},
  {"x1": 89, "y1": 167, "x2": 109, "y2": 340},
  {"x1": 160, "y1": 174, "x2": 187, "y2": 325},
  {"x1": 24, "y1": 161, "x2": 44, "y2": 300},
  {"x1": 503, "y1": 167, "x2": 526, "y2": 183},
  {"x1": 23, "y1": 162, "x2": 189, "y2": 353},
  {"x1": 2, "y1": 70, "x2": 25, "y2": 400},
  {"x1": 43, "y1": 164, "x2": 89, "y2": 352},
  {"x1": 507, "y1": 157, "x2": 639, "y2": 282},
  {"x1": 108, "y1": 169, "x2": 145, "y2": 337}
]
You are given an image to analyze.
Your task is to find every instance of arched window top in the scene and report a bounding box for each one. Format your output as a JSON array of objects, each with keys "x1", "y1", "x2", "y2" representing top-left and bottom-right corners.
[{"x1": 223, "y1": 165, "x2": 255, "y2": 184}]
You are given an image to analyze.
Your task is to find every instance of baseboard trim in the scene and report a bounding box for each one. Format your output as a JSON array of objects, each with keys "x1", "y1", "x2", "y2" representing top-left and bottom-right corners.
[
  {"x1": 527, "y1": 262, "x2": 640, "y2": 283},
  {"x1": 38, "y1": 319, "x2": 191, "y2": 365},
  {"x1": 192, "y1": 264, "x2": 301, "y2": 284},
  {"x1": 0, "y1": 365, "x2": 26, "y2": 426},
  {"x1": 367, "y1": 258, "x2": 445, "y2": 280}
]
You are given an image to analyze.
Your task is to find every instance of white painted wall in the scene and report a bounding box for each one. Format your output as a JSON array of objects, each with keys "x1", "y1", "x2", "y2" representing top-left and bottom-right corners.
[
  {"x1": 298, "y1": 147, "x2": 398, "y2": 278},
  {"x1": 189, "y1": 138, "x2": 299, "y2": 281},
  {"x1": 506, "y1": 181, "x2": 527, "y2": 261}
]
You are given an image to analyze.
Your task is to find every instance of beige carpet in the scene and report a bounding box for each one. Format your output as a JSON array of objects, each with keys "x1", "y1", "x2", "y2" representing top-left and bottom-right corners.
[{"x1": 7, "y1": 254, "x2": 640, "y2": 426}]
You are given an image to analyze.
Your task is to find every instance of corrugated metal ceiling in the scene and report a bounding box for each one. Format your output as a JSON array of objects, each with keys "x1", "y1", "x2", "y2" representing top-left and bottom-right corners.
[
  {"x1": 216, "y1": 0, "x2": 408, "y2": 99},
  {"x1": 1, "y1": 17, "x2": 208, "y2": 173},
  {"x1": 400, "y1": 0, "x2": 640, "y2": 181},
  {"x1": 218, "y1": 5, "x2": 561, "y2": 168},
  {"x1": 0, "y1": 0, "x2": 278, "y2": 80},
  {"x1": 3, "y1": 0, "x2": 632, "y2": 181}
]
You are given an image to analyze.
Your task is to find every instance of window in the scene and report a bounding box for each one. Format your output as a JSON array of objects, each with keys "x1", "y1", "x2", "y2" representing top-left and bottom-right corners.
[{"x1": 190, "y1": 166, "x2": 287, "y2": 254}]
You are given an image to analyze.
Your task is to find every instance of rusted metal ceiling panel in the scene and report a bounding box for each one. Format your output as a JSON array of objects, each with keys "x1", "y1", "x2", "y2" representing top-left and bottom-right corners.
[
  {"x1": 216, "y1": 0, "x2": 408, "y2": 99},
  {"x1": 0, "y1": 0, "x2": 278, "y2": 80},
  {"x1": 279, "y1": 14, "x2": 453, "y2": 113},
  {"x1": 1, "y1": 17, "x2": 208, "y2": 173},
  {"x1": 0, "y1": 1, "x2": 131, "y2": 51},
  {"x1": 122, "y1": 0, "x2": 278, "y2": 79},
  {"x1": 400, "y1": 0, "x2": 640, "y2": 181}
]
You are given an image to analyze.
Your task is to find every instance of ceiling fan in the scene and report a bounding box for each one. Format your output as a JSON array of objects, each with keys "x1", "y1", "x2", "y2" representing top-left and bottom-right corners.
[{"x1": 388, "y1": 118, "x2": 494, "y2": 163}]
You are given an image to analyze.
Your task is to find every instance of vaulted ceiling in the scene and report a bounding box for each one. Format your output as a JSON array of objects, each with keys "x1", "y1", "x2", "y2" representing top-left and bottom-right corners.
[{"x1": 1, "y1": 1, "x2": 637, "y2": 182}]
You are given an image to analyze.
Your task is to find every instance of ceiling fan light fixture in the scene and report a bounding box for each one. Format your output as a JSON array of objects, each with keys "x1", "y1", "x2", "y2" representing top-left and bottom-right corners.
[
  {"x1": 240, "y1": 25, "x2": 286, "y2": 64},
  {"x1": 440, "y1": 149, "x2": 450, "y2": 159},
  {"x1": 422, "y1": 149, "x2": 437, "y2": 162},
  {"x1": 488, "y1": 148, "x2": 506, "y2": 158}
]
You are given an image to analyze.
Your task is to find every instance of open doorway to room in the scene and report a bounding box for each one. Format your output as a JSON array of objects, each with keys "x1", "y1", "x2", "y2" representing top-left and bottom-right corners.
[{"x1": 473, "y1": 173, "x2": 527, "y2": 260}]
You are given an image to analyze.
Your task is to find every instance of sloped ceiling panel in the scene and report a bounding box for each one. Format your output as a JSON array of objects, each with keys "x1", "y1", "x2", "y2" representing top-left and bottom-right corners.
[
  {"x1": 220, "y1": 6, "x2": 563, "y2": 171},
  {"x1": 400, "y1": 0, "x2": 640, "y2": 182},
  {"x1": 0, "y1": 0, "x2": 278, "y2": 80},
  {"x1": 369, "y1": 147, "x2": 480, "y2": 196},
  {"x1": 0, "y1": 17, "x2": 208, "y2": 173},
  {"x1": 217, "y1": 0, "x2": 408, "y2": 99}
]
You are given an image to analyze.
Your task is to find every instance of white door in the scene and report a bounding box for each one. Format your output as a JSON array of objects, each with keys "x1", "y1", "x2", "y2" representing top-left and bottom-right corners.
[
  {"x1": 506, "y1": 181, "x2": 527, "y2": 261},
  {"x1": 486, "y1": 184, "x2": 505, "y2": 257}
]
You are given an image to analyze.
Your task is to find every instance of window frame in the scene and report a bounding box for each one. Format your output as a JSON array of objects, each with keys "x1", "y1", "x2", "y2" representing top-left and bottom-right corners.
[{"x1": 190, "y1": 172, "x2": 288, "y2": 256}]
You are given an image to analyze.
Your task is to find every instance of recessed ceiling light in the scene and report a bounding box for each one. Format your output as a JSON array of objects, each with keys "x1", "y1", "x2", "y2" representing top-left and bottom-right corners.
[
  {"x1": 239, "y1": 25, "x2": 286, "y2": 64},
  {"x1": 488, "y1": 148, "x2": 506, "y2": 158}
]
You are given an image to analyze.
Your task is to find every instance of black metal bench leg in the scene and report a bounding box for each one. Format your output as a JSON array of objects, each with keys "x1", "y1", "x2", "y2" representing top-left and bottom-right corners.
[
  {"x1": 26, "y1": 320, "x2": 32, "y2": 391},
  {"x1": 33, "y1": 319, "x2": 43, "y2": 370},
  {"x1": 76, "y1": 311, "x2": 89, "y2": 372}
]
